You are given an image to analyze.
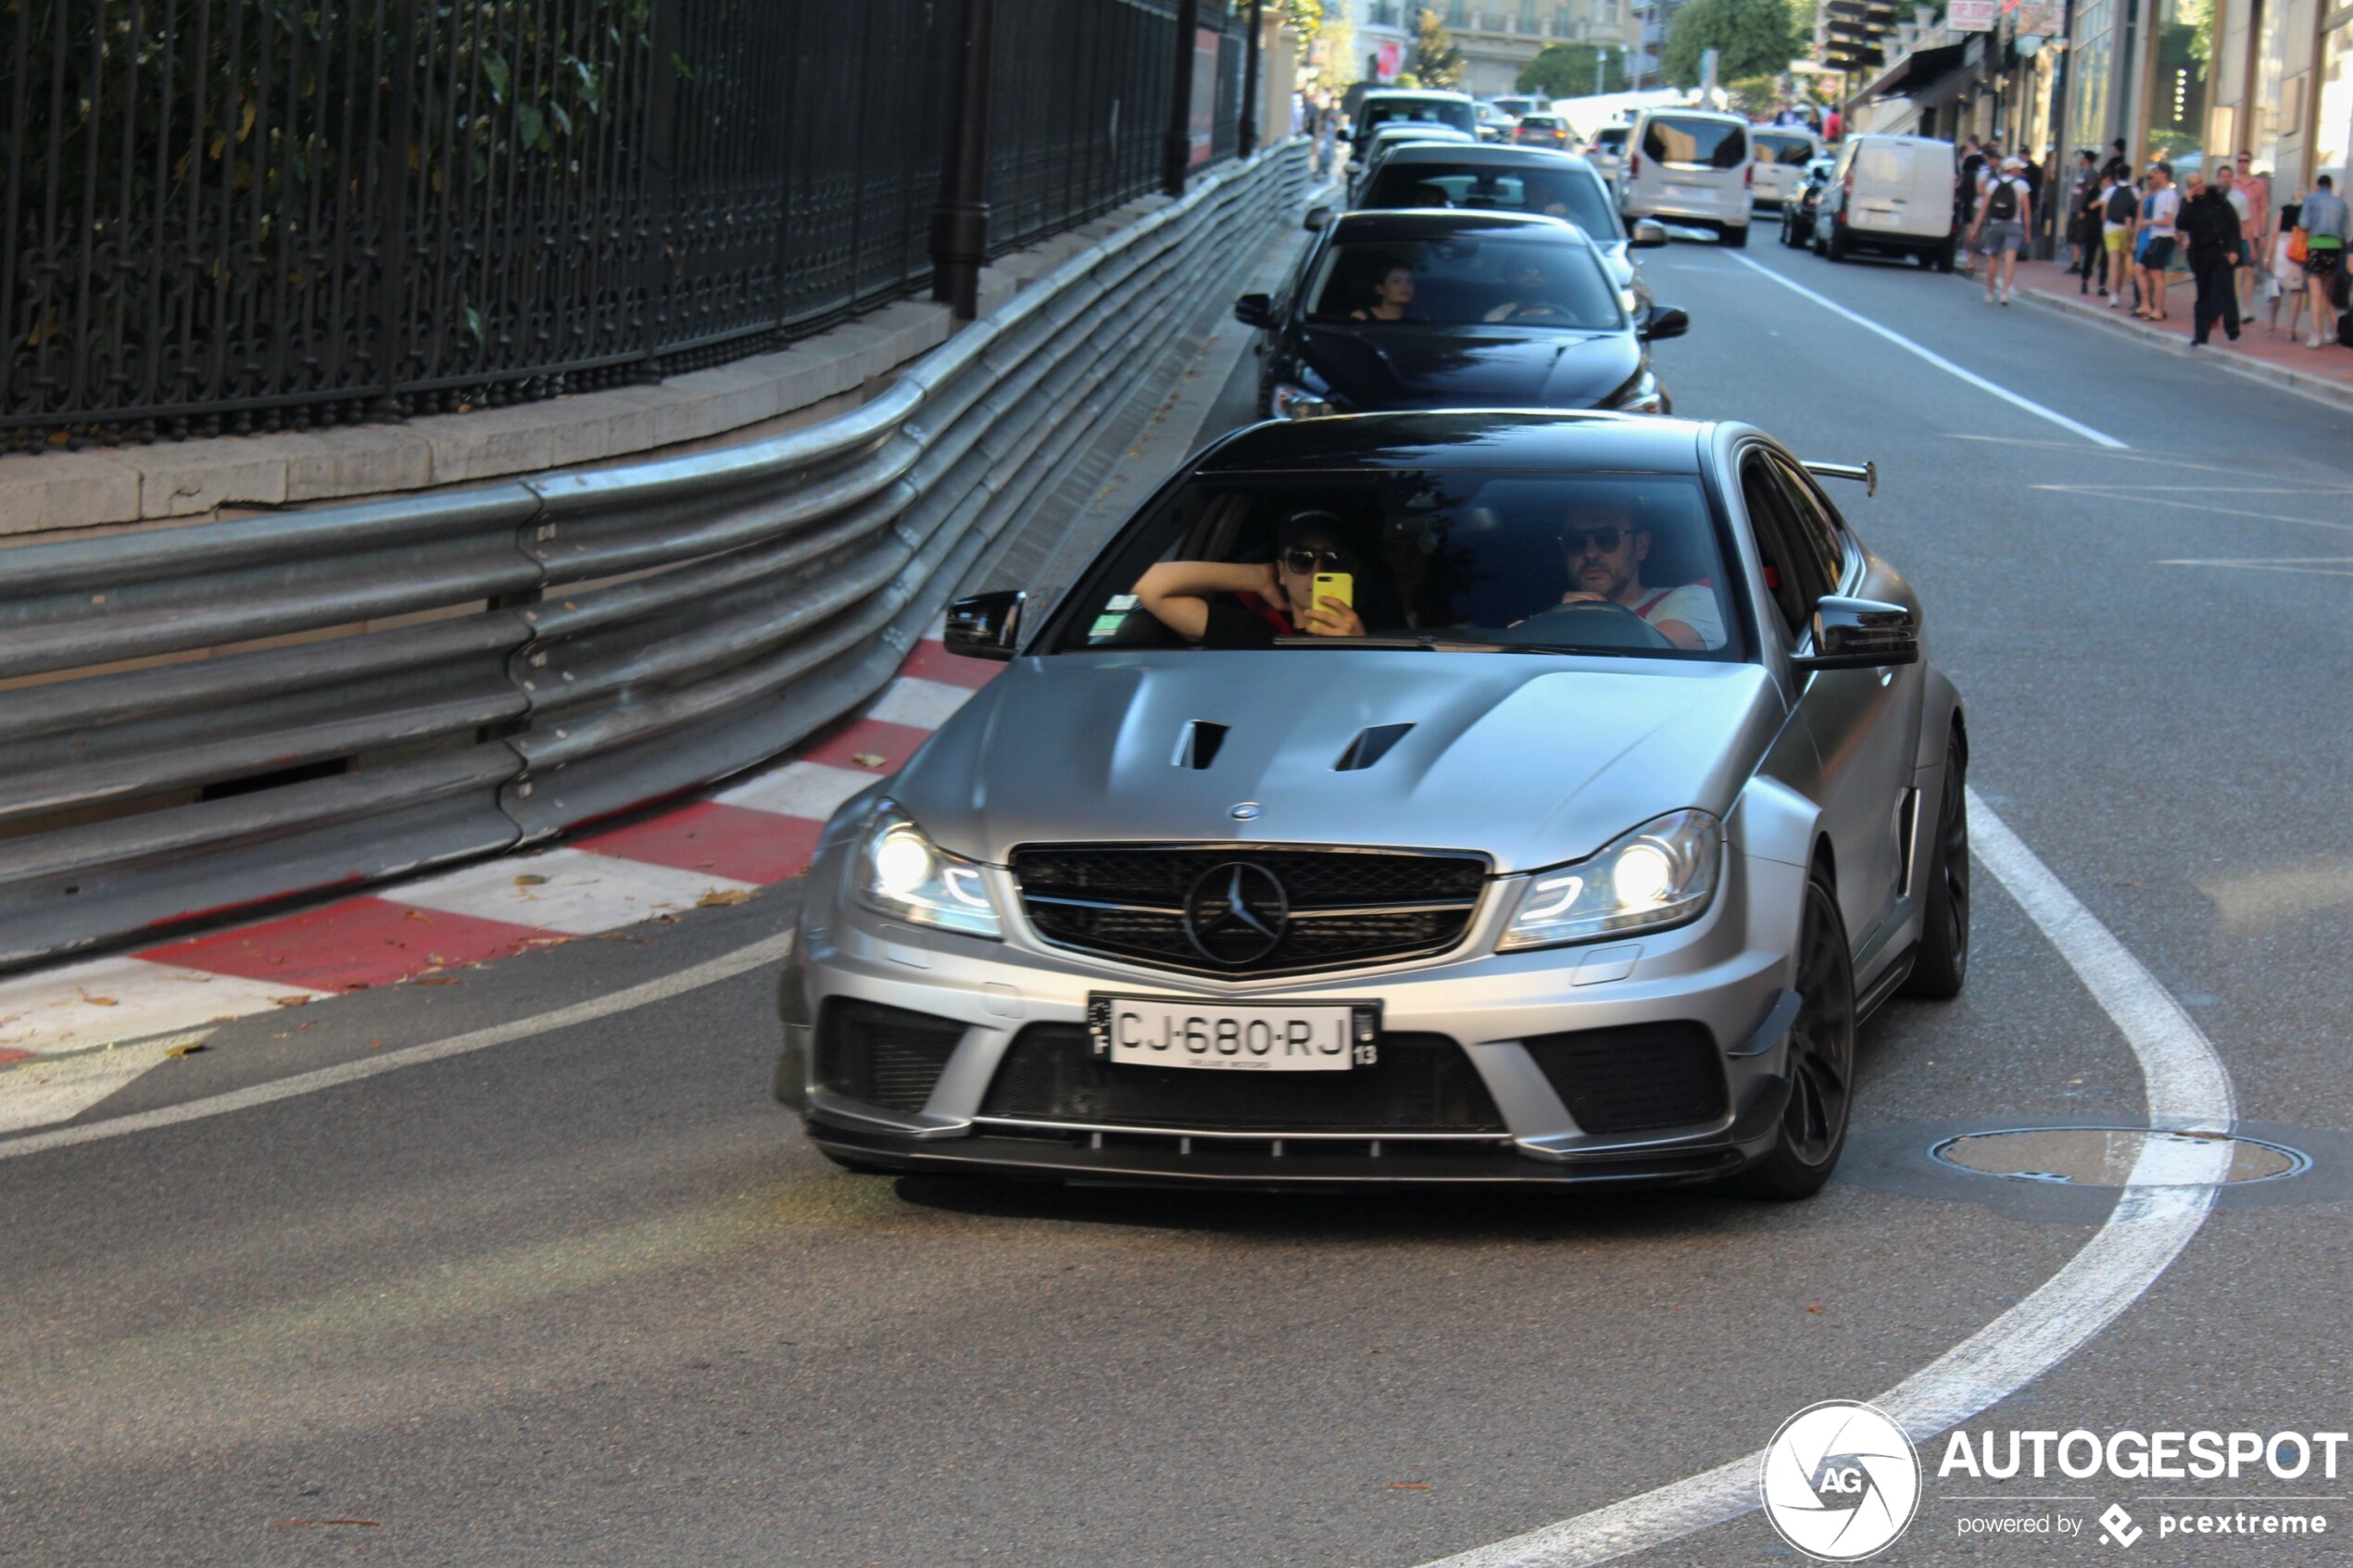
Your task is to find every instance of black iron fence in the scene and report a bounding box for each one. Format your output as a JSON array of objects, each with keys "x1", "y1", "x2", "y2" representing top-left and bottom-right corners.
[{"x1": 2, "y1": 0, "x2": 1245, "y2": 452}]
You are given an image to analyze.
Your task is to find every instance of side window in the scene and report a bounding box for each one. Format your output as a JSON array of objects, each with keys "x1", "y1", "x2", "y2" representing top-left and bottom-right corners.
[
  {"x1": 1738, "y1": 455, "x2": 1811, "y2": 641},
  {"x1": 1768, "y1": 458, "x2": 1850, "y2": 594}
]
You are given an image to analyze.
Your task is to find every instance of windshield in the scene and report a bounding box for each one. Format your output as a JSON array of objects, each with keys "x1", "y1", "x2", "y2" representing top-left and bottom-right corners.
[
  {"x1": 1642, "y1": 116, "x2": 1747, "y2": 169},
  {"x1": 1753, "y1": 132, "x2": 1816, "y2": 166},
  {"x1": 1360, "y1": 161, "x2": 1619, "y2": 238},
  {"x1": 1593, "y1": 127, "x2": 1629, "y2": 150},
  {"x1": 1362, "y1": 97, "x2": 1478, "y2": 137},
  {"x1": 1305, "y1": 234, "x2": 1623, "y2": 328},
  {"x1": 1054, "y1": 471, "x2": 1743, "y2": 661}
]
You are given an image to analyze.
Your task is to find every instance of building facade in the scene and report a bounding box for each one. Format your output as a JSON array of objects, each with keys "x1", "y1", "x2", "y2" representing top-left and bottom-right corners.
[{"x1": 1355, "y1": 0, "x2": 1644, "y2": 97}]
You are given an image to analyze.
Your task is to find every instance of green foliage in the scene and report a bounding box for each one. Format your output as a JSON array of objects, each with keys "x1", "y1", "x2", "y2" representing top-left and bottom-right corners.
[
  {"x1": 1516, "y1": 42, "x2": 1629, "y2": 96},
  {"x1": 1411, "y1": 6, "x2": 1466, "y2": 89},
  {"x1": 1313, "y1": 15, "x2": 1357, "y2": 91},
  {"x1": 1659, "y1": 0, "x2": 1803, "y2": 88}
]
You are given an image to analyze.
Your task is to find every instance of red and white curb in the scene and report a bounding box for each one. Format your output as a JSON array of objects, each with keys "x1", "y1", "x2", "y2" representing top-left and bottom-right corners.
[{"x1": 0, "y1": 635, "x2": 998, "y2": 1135}]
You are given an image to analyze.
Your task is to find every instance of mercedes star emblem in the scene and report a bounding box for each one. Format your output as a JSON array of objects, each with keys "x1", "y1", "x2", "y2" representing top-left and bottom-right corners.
[{"x1": 1183, "y1": 861, "x2": 1290, "y2": 965}]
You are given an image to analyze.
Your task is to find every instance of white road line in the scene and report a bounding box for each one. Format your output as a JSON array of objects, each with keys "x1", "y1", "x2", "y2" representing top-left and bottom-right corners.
[
  {"x1": 0, "y1": 1035, "x2": 199, "y2": 1136},
  {"x1": 1418, "y1": 791, "x2": 2235, "y2": 1568},
  {"x1": 868, "y1": 676, "x2": 974, "y2": 729},
  {"x1": 0, "y1": 956, "x2": 320, "y2": 1056},
  {"x1": 1729, "y1": 255, "x2": 2130, "y2": 449},
  {"x1": 0, "y1": 933, "x2": 795, "y2": 1163},
  {"x1": 381, "y1": 847, "x2": 759, "y2": 935}
]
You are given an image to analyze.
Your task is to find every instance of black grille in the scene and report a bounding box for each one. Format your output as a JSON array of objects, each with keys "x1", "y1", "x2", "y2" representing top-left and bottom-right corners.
[
  {"x1": 1523, "y1": 1022, "x2": 1728, "y2": 1135},
  {"x1": 979, "y1": 1025, "x2": 1506, "y2": 1134},
  {"x1": 1010, "y1": 845, "x2": 1487, "y2": 977},
  {"x1": 814, "y1": 1000, "x2": 967, "y2": 1113}
]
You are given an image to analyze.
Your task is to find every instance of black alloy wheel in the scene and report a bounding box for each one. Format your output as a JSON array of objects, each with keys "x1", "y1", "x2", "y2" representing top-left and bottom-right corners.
[
  {"x1": 1901, "y1": 731, "x2": 1970, "y2": 997},
  {"x1": 1735, "y1": 871, "x2": 1856, "y2": 1199}
]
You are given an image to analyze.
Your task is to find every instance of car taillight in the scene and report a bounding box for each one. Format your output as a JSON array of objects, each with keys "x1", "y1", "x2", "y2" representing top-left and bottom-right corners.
[
  {"x1": 1629, "y1": 151, "x2": 1641, "y2": 178},
  {"x1": 1744, "y1": 162, "x2": 1754, "y2": 188}
]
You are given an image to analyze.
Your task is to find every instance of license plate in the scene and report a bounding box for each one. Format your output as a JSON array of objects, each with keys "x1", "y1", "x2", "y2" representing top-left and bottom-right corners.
[
  {"x1": 1667, "y1": 183, "x2": 1705, "y2": 198},
  {"x1": 1087, "y1": 995, "x2": 1378, "y2": 1072}
]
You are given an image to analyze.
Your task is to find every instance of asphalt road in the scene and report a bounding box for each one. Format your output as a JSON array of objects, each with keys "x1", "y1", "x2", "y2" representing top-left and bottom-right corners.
[{"x1": 6, "y1": 227, "x2": 2351, "y2": 1568}]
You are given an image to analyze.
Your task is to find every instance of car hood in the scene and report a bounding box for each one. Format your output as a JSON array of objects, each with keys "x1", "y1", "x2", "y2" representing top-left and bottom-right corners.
[
  {"x1": 1302, "y1": 324, "x2": 1639, "y2": 410},
  {"x1": 890, "y1": 652, "x2": 1786, "y2": 874}
]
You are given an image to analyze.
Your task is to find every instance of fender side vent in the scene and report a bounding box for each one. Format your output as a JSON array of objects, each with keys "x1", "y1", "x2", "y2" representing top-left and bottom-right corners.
[
  {"x1": 1334, "y1": 723, "x2": 1414, "y2": 771},
  {"x1": 1173, "y1": 721, "x2": 1228, "y2": 770}
]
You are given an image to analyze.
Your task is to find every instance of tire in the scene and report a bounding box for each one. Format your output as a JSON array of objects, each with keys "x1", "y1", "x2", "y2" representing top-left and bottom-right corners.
[
  {"x1": 1721, "y1": 222, "x2": 1748, "y2": 250},
  {"x1": 1825, "y1": 225, "x2": 1849, "y2": 263},
  {"x1": 1734, "y1": 870, "x2": 1856, "y2": 1200},
  {"x1": 1811, "y1": 225, "x2": 1827, "y2": 257},
  {"x1": 1933, "y1": 241, "x2": 1957, "y2": 273},
  {"x1": 1900, "y1": 731, "x2": 1971, "y2": 998}
]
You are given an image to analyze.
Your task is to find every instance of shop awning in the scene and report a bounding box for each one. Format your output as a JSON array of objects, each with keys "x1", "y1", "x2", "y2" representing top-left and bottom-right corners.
[{"x1": 1861, "y1": 42, "x2": 1964, "y2": 99}]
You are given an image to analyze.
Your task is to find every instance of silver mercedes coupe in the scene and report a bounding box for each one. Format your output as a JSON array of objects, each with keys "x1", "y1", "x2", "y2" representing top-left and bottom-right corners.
[{"x1": 774, "y1": 412, "x2": 1968, "y2": 1198}]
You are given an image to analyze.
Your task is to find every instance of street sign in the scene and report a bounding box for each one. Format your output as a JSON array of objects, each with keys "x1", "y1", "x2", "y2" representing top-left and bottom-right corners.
[
  {"x1": 1949, "y1": 0, "x2": 1996, "y2": 29},
  {"x1": 2014, "y1": 1, "x2": 2066, "y2": 35},
  {"x1": 1376, "y1": 39, "x2": 1403, "y2": 82}
]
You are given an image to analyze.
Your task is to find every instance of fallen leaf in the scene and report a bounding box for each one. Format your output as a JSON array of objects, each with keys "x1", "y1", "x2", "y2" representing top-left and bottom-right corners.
[
  {"x1": 851, "y1": 752, "x2": 888, "y2": 769},
  {"x1": 75, "y1": 989, "x2": 118, "y2": 1007},
  {"x1": 1383, "y1": 1482, "x2": 1432, "y2": 1490},
  {"x1": 164, "y1": 1041, "x2": 207, "y2": 1058},
  {"x1": 411, "y1": 977, "x2": 459, "y2": 987},
  {"x1": 1805, "y1": 1304, "x2": 1824, "y2": 1314},
  {"x1": 270, "y1": 996, "x2": 309, "y2": 1008},
  {"x1": 697, "y1": 888, "x2": 754, "y2": 907},
  {"x1": 368, "y1": 1039, "x2": 385, "y2": 1050},
  {"x1": 514, "y1": 873, "x2": 549, "y2": 886},
  {"x1": 271, "y1": 1518, "x2": 380, "y2": 1528},
  {"x1": 403, "y1": 909, "x2": 429, "y2": 921}
]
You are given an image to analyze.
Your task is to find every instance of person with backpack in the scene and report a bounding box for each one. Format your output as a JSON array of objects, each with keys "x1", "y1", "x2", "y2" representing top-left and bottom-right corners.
[
  {"x1": 2101, "y1": 167, "x2": 2138, "y2": 307},
  {"x1": 2296, "y1": 173, "x2": 2347, "y2": 349},
  {"x1": 2133, "y1": 162, "x2": 2181, "y2": 321},
  {"x1": 1969, "y1": 156, "x2": 2033, "y2": 305}
]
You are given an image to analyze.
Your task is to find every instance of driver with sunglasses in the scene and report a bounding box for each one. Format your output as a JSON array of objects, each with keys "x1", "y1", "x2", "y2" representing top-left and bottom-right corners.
[
  {"x1": 1134, "y1": 510, "x2": 1370, "y2": 646},
  {"x1": 1554, "y1": 501, "x2": 1724, "y2": 650}
]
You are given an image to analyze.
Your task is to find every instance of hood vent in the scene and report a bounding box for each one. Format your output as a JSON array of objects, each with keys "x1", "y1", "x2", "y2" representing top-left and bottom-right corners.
[
  {"x1": 1173, "y1": 721, "x2": 1228, "y2": 771},
  {"x1": 1334, "y1": 723, "x2": 1414, "y2": 771}
]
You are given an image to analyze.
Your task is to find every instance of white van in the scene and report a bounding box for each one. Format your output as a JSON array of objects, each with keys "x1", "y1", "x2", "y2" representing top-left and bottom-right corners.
[
  {"x1": 1749, "y1": 127, "x2": 1823, "y2": 209},
  {"x1": 1620, "y1": 107, "x2": 1753, "y2": 246},
  {"x1": 1812, "y1": 133, "x2": 1958, "y2": 269}
]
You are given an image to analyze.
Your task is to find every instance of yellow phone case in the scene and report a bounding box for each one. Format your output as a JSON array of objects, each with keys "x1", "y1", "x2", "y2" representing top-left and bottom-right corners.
[{"x1": 1312, "y1": 571, "x2": 1353, "y2": 609}]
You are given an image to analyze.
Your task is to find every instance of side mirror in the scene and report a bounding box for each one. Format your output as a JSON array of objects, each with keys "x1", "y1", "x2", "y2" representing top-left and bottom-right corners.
[
  {"x1": 1638, "y1": 305, "x2": 1690, "y2": 341},
  {"x1": 1793, "y1": 596, "x2": 1918, "y2": 671},
  {"x1": 1303, "y1": 204, "x2": 1333, "y2": 231},
  {"x1": 944, "y1": 590, "x2": 1026, "y2": 662},
  {"x1": 1232, "y1": 293, "x2": 1275, "y2": 329},
  {"x1": 1630, "y1": 219, "x2": 1669, "y2": 248}
]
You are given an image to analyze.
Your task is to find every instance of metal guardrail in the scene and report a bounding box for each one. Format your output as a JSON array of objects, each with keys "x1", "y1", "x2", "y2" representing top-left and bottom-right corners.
[{"x1": 0, "y1": 142, "x2": 1309, "y2": 968}]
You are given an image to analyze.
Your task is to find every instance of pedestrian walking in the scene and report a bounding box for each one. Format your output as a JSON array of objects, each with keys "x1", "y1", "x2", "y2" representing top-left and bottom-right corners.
[
  {"x1": 2101, "y1": 167, "x2": 2138, "y2": 307},
  {"x1": 1969, "y1": 156, "x2": 2032, "y2": 305},
  {"x1": 2134, "y1": 163, "x2": 2180, "y2": 321},
  {"x1": 1956, "y1": 139, "x2": 1984, "y2": 274},
  {"x1": 2180, "y1": 170, "x2": 2243, "y2": 345},
  {"x1": 2295, "y1": 174, "x2": 2347, "y2": 349},
  {"x1": 2230, "y1": 153, "x2": 2269, "y2": 312},
  {"x1": 2070, "y1": 150, "x2": 2103, "y2": 291},
  {"x1": 2268, "y1": 200, "x2": 2307, "y2": 338}
]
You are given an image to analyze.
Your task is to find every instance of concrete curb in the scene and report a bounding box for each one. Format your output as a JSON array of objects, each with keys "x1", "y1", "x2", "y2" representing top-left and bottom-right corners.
[{"x1": 2014, "y1": 282, "x2": 2353, "y2": 416}]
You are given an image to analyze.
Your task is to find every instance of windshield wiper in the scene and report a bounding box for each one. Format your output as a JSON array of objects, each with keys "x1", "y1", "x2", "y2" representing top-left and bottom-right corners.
[{"x1": 1270, "y1": 633, "x2": 1535, "y2": 653}]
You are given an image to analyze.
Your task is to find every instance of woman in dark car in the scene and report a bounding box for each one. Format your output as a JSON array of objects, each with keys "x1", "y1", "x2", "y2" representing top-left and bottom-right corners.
[{"x1": 1350, "y1": 262, "x2": 1420, "y2": 321}]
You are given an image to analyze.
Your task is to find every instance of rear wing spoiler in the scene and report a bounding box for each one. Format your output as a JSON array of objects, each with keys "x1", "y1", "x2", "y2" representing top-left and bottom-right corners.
[{"x1": 1802, "y1": 459, "x2": 1877, "y2": 496}]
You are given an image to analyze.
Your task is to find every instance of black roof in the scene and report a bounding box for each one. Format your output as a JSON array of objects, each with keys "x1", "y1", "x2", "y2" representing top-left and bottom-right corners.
[
  {"x1": 1194, "y1": 412, "x2": 1710, "y2": 475},
  {"x1": 1327, "y1": 209, "x2": 1595, "y2": 247}
]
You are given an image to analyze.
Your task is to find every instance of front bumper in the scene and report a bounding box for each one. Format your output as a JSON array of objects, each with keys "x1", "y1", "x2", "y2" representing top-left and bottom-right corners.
[{"x1": 780, "y1": 836, "x2": 1808, "y2": 1189}]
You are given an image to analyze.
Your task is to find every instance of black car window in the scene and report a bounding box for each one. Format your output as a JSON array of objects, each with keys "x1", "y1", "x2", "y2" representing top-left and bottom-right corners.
[
  {"x1": 1305, "y1": 234, "x2": 1623, "y2": 329},
  {"x1": 1362, "y1": 162, "x2": 1617, "y2": 238},
  {"x1": 1361, "y1": 97, "x2": 1478, "y2": 137},
  {"x1": 1767, "y1": 457, "x2": 1851, "y2": 594},
  {"x1": 1738, "y1": 454, "x2": 1814, "y2": 641},
  {"x1": 1752, "y1": 132, "x2": 1817, "y2": 167},
  {"x1": 1053, "y1": 470, "x2": 1743, "y2": 661},
  {"x1": 1642, "y1": 116, "x2": 1747, "y2": 169}
]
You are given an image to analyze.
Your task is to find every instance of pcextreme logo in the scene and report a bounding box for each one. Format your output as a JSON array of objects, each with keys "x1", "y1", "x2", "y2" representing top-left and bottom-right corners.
[{"x1": 1759, "y1": 1400, "x2": 1923, "y2": 1561}]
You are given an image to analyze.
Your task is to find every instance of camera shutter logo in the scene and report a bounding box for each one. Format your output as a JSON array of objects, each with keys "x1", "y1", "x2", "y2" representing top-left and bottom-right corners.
[{"x1": 1759, "y1": 1400, "x2": 1921, "y2": 1561}]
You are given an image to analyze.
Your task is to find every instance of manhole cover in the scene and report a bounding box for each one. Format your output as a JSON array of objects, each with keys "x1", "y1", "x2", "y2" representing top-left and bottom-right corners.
[{"x1": 1931, "y1": 1128, "x2": 2309, "y2": 1187}]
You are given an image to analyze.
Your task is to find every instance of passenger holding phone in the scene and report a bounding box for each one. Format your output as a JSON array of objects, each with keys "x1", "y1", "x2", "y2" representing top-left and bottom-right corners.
[{"x1": 1134, "y1": 510, "x2": 1370, "y2": 646}]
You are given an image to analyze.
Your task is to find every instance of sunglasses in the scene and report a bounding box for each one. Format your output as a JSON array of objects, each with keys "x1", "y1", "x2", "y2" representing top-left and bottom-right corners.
[
  {"x1": 1561, "y1": 525, "x2": 1630, "y2": 553},
  {"x1": 1281, "y1": 546, "x2": 1354, "y2": 574}
]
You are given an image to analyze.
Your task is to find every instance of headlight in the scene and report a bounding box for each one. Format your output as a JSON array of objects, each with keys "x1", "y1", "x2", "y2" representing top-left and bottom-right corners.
[
  {"x1": 1270, "y1": 381, "x2": 1337, "y2": 420},
  {"x1": 1498, "y1": 809, "x2": 1721, "y2": 951},
  {"x1": 854, "y1": 802, "x2": 1002, "y2": 939},
  {"x1": 1611, "y1": 369, "x2": 1666, "y2": 415}
]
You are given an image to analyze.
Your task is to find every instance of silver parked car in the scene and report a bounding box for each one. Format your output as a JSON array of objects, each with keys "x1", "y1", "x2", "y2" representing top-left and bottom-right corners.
[{"x1": 776, "y1": 413, "x2": 1969, "y2": 1198}]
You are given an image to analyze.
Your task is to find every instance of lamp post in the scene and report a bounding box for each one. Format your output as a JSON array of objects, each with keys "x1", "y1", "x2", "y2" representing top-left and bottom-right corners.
[
  {"x1": 1164, "y1": 0, "x2": 1202, "y2": 194},
  {"x1": 930, "y1": 0, "x2": 997, "y2": 319},
  {"x1": 1239, "y1": 0, "x2": 1264, "y2": 156}
]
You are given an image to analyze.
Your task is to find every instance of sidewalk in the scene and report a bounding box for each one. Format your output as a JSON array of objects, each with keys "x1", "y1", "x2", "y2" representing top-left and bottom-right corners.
[{"x1": 2002, "y1": 256, "x2": 2353, "y2": 412}]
